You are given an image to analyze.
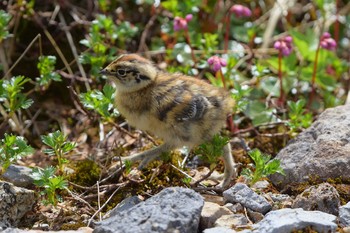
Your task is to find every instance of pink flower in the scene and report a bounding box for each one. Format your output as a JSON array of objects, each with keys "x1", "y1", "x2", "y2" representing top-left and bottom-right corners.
[
  {"x1": 274, "y1": 36, "x2": 293, "y2": 56},
  {"x1": 230, "y1": 4, "x2": 252, "y2": 18},
  {"x1": 174, "y1": 14, "x2": 193, "y2": 31},
  {"x1": 208, "y1": 56, "x2": 227, "y2": 72},
  {"x1": 320, "y1": 32, "x2": 336, "y2": 51}
]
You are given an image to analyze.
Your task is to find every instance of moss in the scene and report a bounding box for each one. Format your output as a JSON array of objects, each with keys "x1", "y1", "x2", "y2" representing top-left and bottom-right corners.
[
  {"x1": 68, "y1": 159, "x2": 101, "y2": 186},
  {"x1": 60, "y1": 221, "x2": 85, "y2": 230}
]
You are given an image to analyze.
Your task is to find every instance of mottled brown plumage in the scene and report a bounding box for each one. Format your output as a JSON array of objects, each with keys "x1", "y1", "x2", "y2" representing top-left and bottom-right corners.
[{"x1": 100, "y1": 54, "x2": 236, "y2": 187}]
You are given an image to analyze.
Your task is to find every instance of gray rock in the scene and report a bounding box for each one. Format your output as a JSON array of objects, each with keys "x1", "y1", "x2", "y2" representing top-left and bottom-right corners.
[
  {"x1": 106, "y1": 196, "x2": 142, "y2": 218},
  {"x1": 2, "y1": 227, "x2": 93, "y2": 232},
  {"x1": 267, "y1": 193, "x2": 293, "y2": 209},
  {"x1": 267, "y1": 192, "x2": 291, "y2": 203},
  {"x1": 214, "y1": 213, "x2": 248, "y2": 228},
  {"x1": 200, "y1": 202, "x2": 232, "y2": 230},
  {"x1": 0, "y1": 181, "x2": 35, "y2": 230},
  {"x1": 252, "y1": 208, "x2": 337, "y2": 233},
  {"x1": 292, "y1": 183, "x2": 340, "y2": 215},
  {"x1": 247, "y1": 209, "x2": 264, "y2": 223},
  {"x1": 93, "y1": 187, "x2": 204, "y2": 233},
  {"x1": 251, "y1": 180, "x2": 269, "y2": 190},
  {"x1": 203, "y1": 227, "x2": 236, "y2": 233},
  {"x1": 223, "y1": 183, "x2": 271, "y2": 214},
  {"x1": 1, "y1": 165, "x2": 34, "y2": 188},
  {"x1": 339, "y1": 202, "x2": 350, "y2": 226},
  {"x1": 270, "y1": 105, "x2": 350, "y2": 188},
  {"x1": 224, "y1": 203, "x2": 244, "y2": 213}
]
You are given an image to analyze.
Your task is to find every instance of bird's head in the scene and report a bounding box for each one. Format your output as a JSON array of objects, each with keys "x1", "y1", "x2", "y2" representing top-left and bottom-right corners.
[{"x1": 100, "y1": 54, "x2": 157, "y2": 92}]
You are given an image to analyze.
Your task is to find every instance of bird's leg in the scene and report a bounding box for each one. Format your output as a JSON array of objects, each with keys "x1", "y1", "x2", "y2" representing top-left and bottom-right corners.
[
  {"x1": 217, "y1": 142, "x2": 237, "y2": 188},
  {"x1": 121, "y1": 143, "x2": 172, "y2": 169}
]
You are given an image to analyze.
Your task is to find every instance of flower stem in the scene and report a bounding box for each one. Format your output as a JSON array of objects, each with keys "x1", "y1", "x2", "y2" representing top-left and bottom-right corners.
[
  {"x1": 278, "y1": 51, "x2": 284, "y2": 106},
  {"x1": 184, "y1": 29, "x2": 197, "y2": 66},
  {"x1": 309, "y1": 42, "x2": 321, "y2": 108},
  {"x1": 218, "y1": 68, "x2": 227, "y2": 89},
  {"x1": 224, "y1": 13, "x2": 231, "y2": 52},
  {"x1": 227, "y1": 114, "x2": 237, "y2": 133}
]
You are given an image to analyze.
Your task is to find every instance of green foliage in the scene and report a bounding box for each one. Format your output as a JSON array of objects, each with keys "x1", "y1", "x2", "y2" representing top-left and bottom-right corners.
[
  {"x1": 0, "y1": 134, "x2": 33, "y2": 174},
  {"x1": 79, "y1": 14, "x2": 138, "y2": 77},
  {"x1": 79, "y1": 84, "x2": 119, "y2": 121},
  {"x1": 0, "y1": 76, "x2": 33, "y2": 114},
  {"x1": 0, "y1": 10, "x2": 11, "y2": 43},
  {"x1": 287, "y1": 99, "x2": 312, "y2": 133},
  {"x1": 41, "y1": 130, "x2": 76, "y2": 174},
  {"x1": 36, "y1": 55, "x2": 61, "y2": 88},
  {"x1": 31, "y1": 166, "x2": 68, "y2": 206},
  {"x1": 124, "y1": 159, "x2": 132, "y2": 175},
  {"x1": 196, "y1": 135, "x2": 229, "y2": 165},
  {"x1": 241, "y1": 149, "x2": 285, "y2": 185},
  {"x1": 231, "y1": 84, "x2": 252, "y2": 113}
]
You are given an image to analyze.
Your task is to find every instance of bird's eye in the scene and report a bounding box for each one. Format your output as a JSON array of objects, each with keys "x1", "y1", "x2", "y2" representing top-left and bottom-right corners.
[{"x1": 117, "y1": 69, "x2": 126, "y2": 76}]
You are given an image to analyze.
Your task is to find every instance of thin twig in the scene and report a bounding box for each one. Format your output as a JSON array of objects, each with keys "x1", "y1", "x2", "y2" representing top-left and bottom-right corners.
[
  {"x1": 58, "y1": 12, "x2": 91, "y2": 91},
  {"x1": 138, "y1": 13, "x2": 158, "y2": 53},
  {"x1": 2, "y1": 34, "x2": 42, "y2": 79},
  {"x1": 43, "y1": 28, "x2": 74, "y2": 75},
  {"x1": 97, "y1": 181, "x2": 102, "y2": 221},
  {"x1": 192, "y1": 167, "x2": 217, "y2": 187},
  {"x1": 87, "y1": 183, "x2": 126, "y2": 227},
  {"x1": 65, "y1": 188, "x2": 97, "y2": 213}
]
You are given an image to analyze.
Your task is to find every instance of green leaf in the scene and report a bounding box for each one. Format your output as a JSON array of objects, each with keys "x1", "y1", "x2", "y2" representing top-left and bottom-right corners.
[
  {"x1": 62, "y1": 142, "x2": 76, "y2": 154},
  {"x1": 0, "y1": 10, "x2": 12, "y2": 42},
  {"x1": 289, "y1": 29, "x2": 318, "y2": 61},
  {"x1": 0, "y1": 134, "x2": 33, "y2": 173},
  {"x1": 79, "y1": 84, "x2": 119, "y2": 121},
  {"x1": 0, "y1": 76, "x2": 33, "y2": 113},
  {"x1": 196, "y1": 134, "x2": 229, "y2": 164},
  {"x1": 242, "y1": 149, "x2": 285, "y2": 185}
]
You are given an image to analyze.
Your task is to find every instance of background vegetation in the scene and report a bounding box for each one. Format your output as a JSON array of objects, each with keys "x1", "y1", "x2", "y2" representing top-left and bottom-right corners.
[{"x1": 0, "y1": 0, "x2": 349, "y2": 230}]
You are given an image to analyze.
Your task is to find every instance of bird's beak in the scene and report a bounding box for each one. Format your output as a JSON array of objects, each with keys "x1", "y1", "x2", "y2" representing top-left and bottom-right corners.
[{"x1": 99, "y1": 69, "x2": 109, "y2": 75}]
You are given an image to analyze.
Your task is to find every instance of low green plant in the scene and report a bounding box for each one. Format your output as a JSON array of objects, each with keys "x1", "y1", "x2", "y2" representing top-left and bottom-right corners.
[
  {"x1": 0, "y1": 9, "x2": 12, "y2": 43},
  {"x1": 287, "y1": 99, "x2": 312, "y2": 133},
  {"x1": 30, "y1": 166, "x2": 68, "y2": 206},
  {"x1": 196, "y1": 134, "x2": 229, "y2": 168},
  {"x1": 36, "y1": 55, "x2": 61, "y2": 89},
  {"x1": 231, "y1": 84, "x2": 252, "y2": 113},
  {"x1": 241, "y1": 149, "x2": 285, "y2": 185},
  {"x1": 41, "y1": 130, "x2": 76, "y2": 174},
  {"x1": 79, "y1": 83, "x2": 119, "y2": 122},
  {"x1": 0, "y1": 134, "x2": 33, "y2": 174},
  {"x1": 0, "y1": 76, "x2": 34, "y2": 133},
  {"x1": 79, "y1": 14, "x2": 137, "y2": 78}
]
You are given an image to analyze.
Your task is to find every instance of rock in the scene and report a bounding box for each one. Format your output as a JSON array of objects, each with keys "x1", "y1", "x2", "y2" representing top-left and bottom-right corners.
[
  {"x1": 0, "y1": 181, "x2": 35, "y2": 230},
  {"x1": 252, "y1": 208, "x2": 337, "y2": 233},
  {"x1": 93, "y1": 187, "x2": 204, "y2": 233},
  {"x1": 270, "y1": 105, "x2": 350, "y2": 188},
  {"x1": 200, "y1": 202, "x2": 232, "y2": 230},
  {"x1": 1, "y1": 165, "x2": 34, "y2": 188},
  {"x1": 224, "y1": 203, "x2": 244, "y2": 213},
  {"x1": 339, "y1": 202, "x2": 350, "y2": 226},
  {"x1": 343, "y1": 227, "x2": 350, "y2": 233},
  {"x1": 223, "y1": 183, "x2": 271, "y2": 214},
  {"x1": 247, "y1": 209, "x2": 264, "y2": 223},
  {"x1": 106, "y1": 196, "x2": 142, "y2": 218},
  {"x1": 267, "y1": 193, "x2": 293, "y2": 209},
  {"x1": 214, "y1": 213, "x2": 248, "y2": 228},
  {"x1": 2, "y1": 227, "x2": 93, "y2": 232},
  {"x1": 251, "y1": 180, "x2": 269, "y2": 190},
  {"x1": 267, "y1": 193, "x2": 292, "y2": 203},
  {"x1": 292, "y1": 183, "x2": 340, "y2": 215},
  {"x1": 202, "y1": 227, "x2": 236, "y2": 233}
]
